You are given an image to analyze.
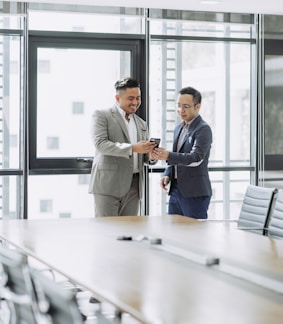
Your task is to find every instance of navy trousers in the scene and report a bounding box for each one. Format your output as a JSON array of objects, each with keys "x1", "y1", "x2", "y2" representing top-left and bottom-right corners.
[{"x1": 168, "y1": 181, "x2": 211, "y2": 219}]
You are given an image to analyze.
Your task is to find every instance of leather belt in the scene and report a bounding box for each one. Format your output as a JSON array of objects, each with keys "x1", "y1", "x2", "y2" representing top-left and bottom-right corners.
[{"x1": 133, "y1": 173, "x2": 139, "y2": 178}]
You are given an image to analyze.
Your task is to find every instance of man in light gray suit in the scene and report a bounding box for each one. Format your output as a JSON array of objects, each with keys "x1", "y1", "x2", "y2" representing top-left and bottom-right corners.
[
  {"x1": 151, "y1": 86, "x2": 212, "y2": 219},
  {"x1": 88, "y1": 77, "x2": 156, "y2": 217}
]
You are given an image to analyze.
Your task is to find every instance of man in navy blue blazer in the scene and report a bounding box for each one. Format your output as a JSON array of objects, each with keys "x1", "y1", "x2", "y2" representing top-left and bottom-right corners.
[{"x1": 152, "y1": 86, "x2": 212, "y2": 219}]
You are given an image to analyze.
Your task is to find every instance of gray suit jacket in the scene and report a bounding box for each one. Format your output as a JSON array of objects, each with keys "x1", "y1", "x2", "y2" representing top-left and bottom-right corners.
[
  {"x1": 164, "y1": 115, "x2": 212, "y2": 198},
  {"x1": 88, "y1": 106, "x2": 150, "y2": 199}
]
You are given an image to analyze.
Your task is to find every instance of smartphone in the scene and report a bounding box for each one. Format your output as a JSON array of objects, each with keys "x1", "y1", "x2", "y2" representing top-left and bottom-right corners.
[{"x1": 150, "y1": 138, "x2": 160, "y2": 148}]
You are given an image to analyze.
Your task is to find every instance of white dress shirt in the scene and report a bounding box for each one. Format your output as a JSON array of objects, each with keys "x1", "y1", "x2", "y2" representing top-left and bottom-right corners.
[{"x1": 116, "y1": 104, "x2": 139, "y2": 173}]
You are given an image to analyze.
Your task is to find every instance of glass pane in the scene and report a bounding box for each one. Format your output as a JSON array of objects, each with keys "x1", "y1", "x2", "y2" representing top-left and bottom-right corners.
[
  {"x1": 148, "y1": 171, "x2": 169, "y2": 216},
  {"x1": 0, "y1": 4, "x2": 25, "y2": 30},
  {"x1": 36, "y1": 48, "x2": 130, "y2": 158},
  {"x1": 28, "y1": 9, "x2": 144, "y2": 34},
  {"x1": 262, "y1": 171, "x2": 283, "y2": 190},
  {"x1": 265, "y1": 55, "x2": 283, "y2": 155},
  {"x1": 210, "y1": 170, "x2": 250, "y2": 220},
  {"x1": 149, "y1": 40, "x2": 251, "y2": 167},
  {"x1": 28, "y1": 174, "x2": 93, "y2": 219},
  {"x1": 1, "y1": 35, "x2": 21, "y2": 169},
  {"x1": 149, "y1": 17, "x2": 254, "y2": 220},
  {"x1": 264, "y1": 15, "x2": 283, "y2": 40},
  {"x1": 150, "y1": 20, "x2": 254, "y2": 39},
  {"x1": 229, "y1": 43, "x2": 251, "y2": 163},
  {"x1": 0, "y1": 175, "x2": 21, "y2": 219}
]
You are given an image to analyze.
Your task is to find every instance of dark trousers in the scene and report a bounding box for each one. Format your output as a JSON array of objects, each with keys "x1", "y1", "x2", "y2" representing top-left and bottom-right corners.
[{"x1": 168, "y1": 181, "x2": 211, "y2": 219}]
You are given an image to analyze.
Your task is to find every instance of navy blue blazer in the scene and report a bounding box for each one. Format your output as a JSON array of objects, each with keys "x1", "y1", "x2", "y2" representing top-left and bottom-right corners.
[{"x1": 164, "y1": 115, "x2": 212, "y2": 198}]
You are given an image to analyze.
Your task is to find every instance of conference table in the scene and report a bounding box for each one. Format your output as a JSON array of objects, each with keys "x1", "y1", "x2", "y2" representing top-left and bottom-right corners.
[{"x1": 0, "y1": 215, "x2": 283, "y2": 323}]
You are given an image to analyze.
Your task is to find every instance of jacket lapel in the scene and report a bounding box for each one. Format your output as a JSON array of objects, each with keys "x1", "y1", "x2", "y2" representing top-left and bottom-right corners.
[
  {"x1": 111, "y1": 106, "x2": 131, "y2": 142},
  {"x1": 175, "y1": 116, "x2": 202, "y2": 151}
]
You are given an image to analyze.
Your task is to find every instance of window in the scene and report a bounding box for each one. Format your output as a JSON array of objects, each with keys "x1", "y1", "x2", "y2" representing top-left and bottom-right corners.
[
  {"x1": 0, "y1": 28, "x2": 23, "y2": 219},
  {"x1": 28, "y1": 34, "x2": 144, "y2": 170},
  {"x1": 72, "y1": 102, "x2": 84, "y2": 115},
  {"x1": 78, "y1": 174, "x2": 89, "y2": 185},
  {"x1": 148, "y1": 12, "x2": 257, "y2": 219},
  {"x1": 59, "y1": 212, "x2": 71, "y2": 218},
  {"x1": 40, "y1": 200, "x2": 52, "y2": 213},
  {"x1": 0, "y1": 4, "x2": 264, "y2": 220},
  {"x1": 10, "y1": 60, "x2": 18, "y2": 74},
  {"x1": 10, "y1": 134, "x2": 18, "y2": 148},
  {"x1": 47, "y1": 137, "x2": 59, "y2": 150},
  {"x1": 29, "y1": 175, "x2": 93, "y2": 219},
  {"x1": 38, "y1": 60, "x2": 50, "y2": 73}
]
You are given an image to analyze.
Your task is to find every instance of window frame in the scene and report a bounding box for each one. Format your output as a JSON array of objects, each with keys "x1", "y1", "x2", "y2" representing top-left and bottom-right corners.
[{"x1": 28, "y1": 31, "x2": 145, "y2": 174}]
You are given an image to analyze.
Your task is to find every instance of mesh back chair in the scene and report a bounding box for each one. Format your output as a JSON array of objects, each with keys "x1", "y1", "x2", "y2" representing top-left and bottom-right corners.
[
  {"x1": 266, "y1": 189, "x2": 283, "y2": 239},
  {"x1": 237, "y1": 185, "x2": 277, "y2": 235},
  {"x1": 0, "y1": 246, "x2": 41, "y2": 324},
  {"x1": 32, "y1": 269, "x2": 123, "y2": 324},
  {"x1": 31, "y1": 269, "x2": 85, "y2": 324}
]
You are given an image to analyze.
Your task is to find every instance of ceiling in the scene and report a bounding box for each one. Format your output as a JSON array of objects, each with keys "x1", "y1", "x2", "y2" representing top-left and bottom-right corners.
[{"x1": 10, "y1": 0, "x2": 283, "y2": 16}]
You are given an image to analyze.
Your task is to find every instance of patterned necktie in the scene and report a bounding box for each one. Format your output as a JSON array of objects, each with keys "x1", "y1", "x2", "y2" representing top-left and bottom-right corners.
[{"x1": 125, "y1": 113, "x2": 130, "y2": 122}]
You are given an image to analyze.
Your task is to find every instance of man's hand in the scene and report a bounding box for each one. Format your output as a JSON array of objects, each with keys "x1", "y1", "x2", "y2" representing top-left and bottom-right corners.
[
  {"x1": 132, "y1": 140, "x2": 156, "y2": 154},
  {"x1": 151, "y1": 147, "x2": 169, "y2": 160},
  {"x1": 160, "y1": 176, "x2": 170, "y2": 191}
]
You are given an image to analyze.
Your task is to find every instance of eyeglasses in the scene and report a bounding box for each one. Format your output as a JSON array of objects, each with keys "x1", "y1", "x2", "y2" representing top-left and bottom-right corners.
[{"x1": 176, "y1": 104, "x2": 196, "y2": 110}]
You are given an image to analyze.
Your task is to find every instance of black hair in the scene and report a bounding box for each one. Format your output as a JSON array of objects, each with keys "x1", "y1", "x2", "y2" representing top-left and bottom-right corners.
[
  {"x1": 179, "y1": 86, "x2": 202, "y2": 105},
  {"x1": 114, "y1": 77, "x2": 140, "y2": 92}
]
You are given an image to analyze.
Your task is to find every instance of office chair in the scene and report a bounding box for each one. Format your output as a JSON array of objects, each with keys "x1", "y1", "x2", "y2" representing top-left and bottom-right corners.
[
  {"x1": 31, "y1": 269, "x2": 115, "y2": 324},
  {"x1": 0, "y1": 246, "x2": 42, "y2": 324},
  {"x1": 237, "y1": 185, "x2": 277, "y2": 235},
  {"x1": 265, "y1": 189, "x2": 283, "y2": 239},
  {"x1": 31, "y1": 269, "x2": 85, "y2": 324}
]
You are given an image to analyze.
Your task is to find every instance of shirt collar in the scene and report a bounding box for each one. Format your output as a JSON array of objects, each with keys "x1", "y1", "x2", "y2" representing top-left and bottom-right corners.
[
  {"x1": 115, "y1": 103, "x2": 132, "y2": 120},
  {"x1": 182, "y1": 116, "x2": 197, "y2": 128}
]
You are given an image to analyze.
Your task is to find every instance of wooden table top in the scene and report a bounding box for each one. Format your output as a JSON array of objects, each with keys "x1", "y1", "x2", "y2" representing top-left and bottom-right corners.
[{"x1": 0, "y1": 215, "x2": 283, "y2": 324}]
